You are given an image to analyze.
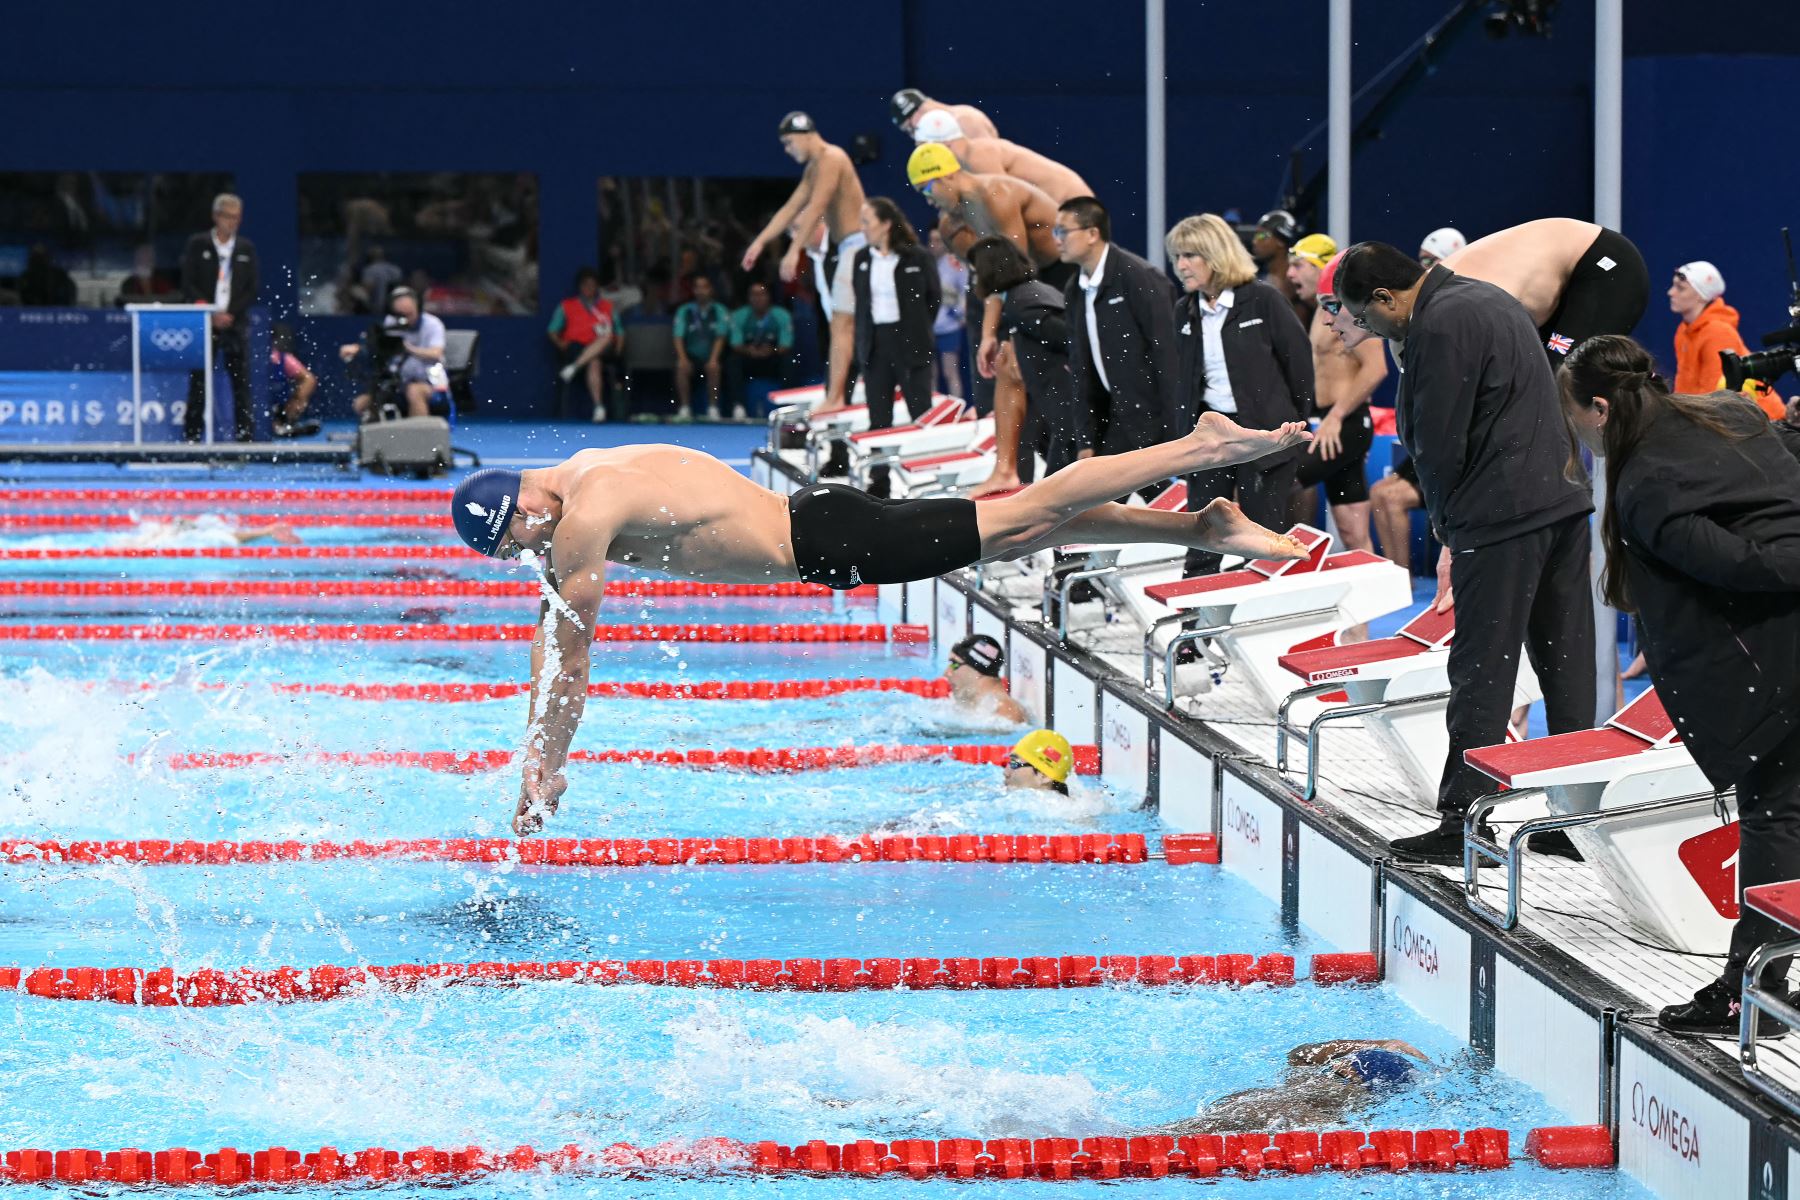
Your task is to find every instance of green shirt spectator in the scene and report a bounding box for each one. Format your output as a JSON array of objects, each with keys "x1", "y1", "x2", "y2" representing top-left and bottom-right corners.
[
  {"x1": 673, "y1": 295, "x2": 732, "y2": 361},
  {"x1": 731, "y1": 298, "x2": 794, "y2": 354}
]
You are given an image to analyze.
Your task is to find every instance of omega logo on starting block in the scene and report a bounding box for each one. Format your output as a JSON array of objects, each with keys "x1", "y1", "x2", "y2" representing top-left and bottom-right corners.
[
  {"x1": 1391, "y1": 917, "x2": 1440, "y2": 977},
  {"x1": 1226, "y1": 799, "x2": 1261, "y2": 848},
  {"x1": 1631, "y1": 1081, "x2": 1701, "y2": 1163}
]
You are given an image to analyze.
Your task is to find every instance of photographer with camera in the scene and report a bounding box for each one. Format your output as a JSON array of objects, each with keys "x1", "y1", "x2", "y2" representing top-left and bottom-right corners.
[{"x1": 341, "y1": 286, "x2": 448, "y2": 421}]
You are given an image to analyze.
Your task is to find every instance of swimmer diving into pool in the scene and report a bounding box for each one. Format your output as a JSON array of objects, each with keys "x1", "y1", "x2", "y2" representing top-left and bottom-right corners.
[{"x1": 448, "y1": 414, "x2": 1312, "y2": 834}]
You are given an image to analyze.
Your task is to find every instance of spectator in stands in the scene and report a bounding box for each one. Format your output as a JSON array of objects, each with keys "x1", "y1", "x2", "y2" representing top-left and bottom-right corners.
[
  {"x1": 1004, "y1": 729, "x2": 1072, "y2": 795},
  {"x1": 851, "y1": 197, "x2": 941, "y2": 497},
  {"x1": 550, "y1": 267, "x2": 624, "y2": 423},
  {"x1": 19, "y1": 245, "x2": 76, "y2": 306},
  {"x1": 1059, "y1": 196, "x2": 1179, "y2": 470},
  {"x1": 1169, "y1": 213, "x2": 1314, "y2": 577},
  {"x1": 1251, "y1": 210, "x2": 1304, "y2": 322},
  {"x1": 361, "y1": 245, "x2": 403, "y2": 312},
  {"x1": 1418, "y1": 228, "x2": 1466, "y2": 269},
  {"x1": 930, "y1": 229, "x2": 968, "y2": 399},
  {"x1": 341, "y1": 286, "x2": 447, "y2": 420},
  {"x1": 1561, "y1": 334, "x2": 1800, "y2": 1038},
  {"x1": 727, "y1": 281, "x2": 793, "y2": 419},
  {"x1": 179, "y1": 194, "x2": 258, "y2": 442},
  {"x1": 1669, "y1": 261, "x2": 1785, "y2": 419},
  {"x1": 945, "y1": 634, "x2": 1028, "y2": 724},
  {"x1": 268, "y1": 324, "x2": 320, "y2": 438},
  {"x1": 116, "y1": 244, "x2": 173, "y2": 306},
  {"x1": 672, "y1": 274, "x2": 730, "y2": 422}
]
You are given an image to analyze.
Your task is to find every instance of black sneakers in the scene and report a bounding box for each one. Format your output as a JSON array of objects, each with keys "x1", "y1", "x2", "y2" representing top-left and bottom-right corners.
[
  {"x1": 1389, "y1": 818, "x2": 1497, "y2": 868},
  {"x1": 272, "y1": 418, "x2": 322, "y2": 439},
  {"x1": 1527, "y1": 829, "x2": 1584, "y2": 860},
  {"x1": 1658, "y1": 978, "x2": 1790, "y2": 1040}
]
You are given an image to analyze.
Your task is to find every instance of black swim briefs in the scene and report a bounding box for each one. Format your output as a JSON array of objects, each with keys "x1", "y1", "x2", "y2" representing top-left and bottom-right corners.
[
  {"x1": 1294, "y1": 406, "x2": 1374, "y2": 506},
  {"x1": 1540, "y1": 227, "x2": 1649, "y2": 364},
  {"x1": 788, "y1": 483, "x2": 983, "y2": 589}
]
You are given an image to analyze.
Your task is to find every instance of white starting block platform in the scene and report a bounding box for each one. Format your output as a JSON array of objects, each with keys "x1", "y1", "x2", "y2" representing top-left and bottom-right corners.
[
  {"x1": 1273, "y1": 603, "x2": 1542, "y2": 808},
  {"x1": 1134, "y1": 527, "x2": 1413, "y2": 711},
  {"x1": 1464, "y1": 688, "x2": 1734, "y2": 955}
]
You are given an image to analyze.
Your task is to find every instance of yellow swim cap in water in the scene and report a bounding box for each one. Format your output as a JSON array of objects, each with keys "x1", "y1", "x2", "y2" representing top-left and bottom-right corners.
[
  {"x1": 907, "y1": 142, "x2": 962, "y2": 187},
  {"x1": 1011, "y1": 729, "x2": 1073, "y2": 785}
]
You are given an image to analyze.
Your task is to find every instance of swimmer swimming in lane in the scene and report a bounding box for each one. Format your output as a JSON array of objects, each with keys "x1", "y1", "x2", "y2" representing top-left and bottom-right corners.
[
  {"x1": 448, "y1": 414, "x2": 1312, "y2": 835},
  {"x1": 1143, "y1": 1040, "x2": 1430, "y2": 1135}
]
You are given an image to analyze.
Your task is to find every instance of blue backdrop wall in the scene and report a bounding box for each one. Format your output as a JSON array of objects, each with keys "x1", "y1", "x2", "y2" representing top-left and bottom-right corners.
[{"x1": 1, "y1": 1, "x2": 1792, "y2": 418}]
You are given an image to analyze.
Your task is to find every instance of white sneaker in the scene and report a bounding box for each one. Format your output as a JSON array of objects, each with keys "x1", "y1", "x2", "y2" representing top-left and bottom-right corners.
[
  {"x1": 704, "y1": 407, "x2": 722, "y2": 422},
  {"x1": 559, "y1": 362, "x2": 580, "y2": 383},
  {"x1": 731, "y1": 405, "x2": 748, "y2": 421},
  {"x1": 590, "y1": 404, "x2": 607, "y2": 423}
]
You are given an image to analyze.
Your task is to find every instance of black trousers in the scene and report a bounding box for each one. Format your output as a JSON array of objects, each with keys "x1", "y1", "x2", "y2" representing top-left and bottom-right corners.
[
  {"x1": 1726, "y1": 729, "x2": 1800, "y2": 988},
  {"x1": 185, "y1": 334, "x2": 253, "y2": 442},
  {"x1": 1182, "y1": 455, "x2": 1301, "y2": 576},
  {"x1": 862, "y1": 324, "x2": 933, "y2": 497},
  {"x1": 1439, "y1": 512, "x2": 1596, "y2": 815}
]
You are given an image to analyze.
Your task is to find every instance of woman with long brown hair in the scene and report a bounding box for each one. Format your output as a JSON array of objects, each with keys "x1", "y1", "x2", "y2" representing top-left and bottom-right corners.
[{"x1": 1561, "y1": 333, "x2": 1800, "y2": 1038}]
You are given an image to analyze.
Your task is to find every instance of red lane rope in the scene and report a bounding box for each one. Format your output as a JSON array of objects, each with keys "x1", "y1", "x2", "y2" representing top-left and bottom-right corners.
[
  {"x1": 0, "y1": 951, "x2": 1300, "y2": 1007},
  {"x1": 262, "y1": 676, "x2": 943, "y2": 702},
  {"x1": 2, "y1": 831, "x2": 1149, "y2": 868},
  {"x1": 159, "y1": 742, "x2": 1103, "y2": 775},
  {"x1": 0, "y1": 514, "x2": 443, "y2": 530},
  {"x1": 0, "y1": 580, "x2": 874, "y2": 600},
  {"x1": 0, "y1": 622, "x2": 906, "y2": 644},
  {"x1": 0, "y1": 487, "x2": 451, "y2": 506},
  {"x1": 0, "y1": 546, "x2": 477, "y2": 561},
  {"x1": 4, "y1": 1125, "x2": 1613, "y2": 1185},
  {"x1": 1, "y1": 1126, "x2": 1594, "y2": 1185}
]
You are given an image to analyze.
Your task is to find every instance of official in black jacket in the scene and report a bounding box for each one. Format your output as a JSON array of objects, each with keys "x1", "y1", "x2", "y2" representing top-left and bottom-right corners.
[
  {"x1": 851, "y1": 197, "x2": 941, "y2": 496},
  {"x1": 1057, "y1": 197, "x2": 1179, "y2": 463},
  {"x1": 1337, "y1": 242, "x2": 1596, "y2": 864},
  {"x1": 968, "y1": 236, "x2": 1080, "y2": 475},
  {"x1": 1165, "y1": 213, "x2": 1315, "y2": 575},
  {"x1": 178, "y1": 193, "x2": 259, "y2": 442},
  {"x1": 1563, "y1": 335, "x2": 1800, "y2": 1037}
]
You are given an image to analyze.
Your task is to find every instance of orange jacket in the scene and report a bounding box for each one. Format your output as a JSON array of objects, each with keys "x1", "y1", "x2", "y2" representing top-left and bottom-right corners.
[{"x1": 1673, "y1": 298, "x2": 1784, "y2": 418}]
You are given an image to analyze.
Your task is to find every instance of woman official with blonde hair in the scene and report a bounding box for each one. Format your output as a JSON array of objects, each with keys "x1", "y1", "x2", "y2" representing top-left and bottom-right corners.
[{"x1": 1166, "y1": 213, "x2": 1314, "y2": 575}]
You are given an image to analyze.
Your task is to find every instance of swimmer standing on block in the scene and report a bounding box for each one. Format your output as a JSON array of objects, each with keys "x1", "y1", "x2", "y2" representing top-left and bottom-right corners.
[{"x1": 449, "y1": 416, "x2": 1312, "y2": 834}]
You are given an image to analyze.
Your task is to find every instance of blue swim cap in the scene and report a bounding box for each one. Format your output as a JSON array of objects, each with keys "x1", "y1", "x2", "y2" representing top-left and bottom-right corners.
[
  {"x1": 1340, "y1": 1049, "x2": 1420, "y2": 1094},
  {"x1": 450, "y1": 468, "x2": 523, "y2": 557}
]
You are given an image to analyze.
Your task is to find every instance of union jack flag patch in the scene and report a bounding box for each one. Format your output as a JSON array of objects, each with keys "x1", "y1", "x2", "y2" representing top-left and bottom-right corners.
[{"x1": 1547, "y1": 332, "x2": 1574, "y2": 355}]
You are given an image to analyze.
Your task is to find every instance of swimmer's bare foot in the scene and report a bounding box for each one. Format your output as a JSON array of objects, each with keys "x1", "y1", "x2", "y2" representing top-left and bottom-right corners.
[
  {"x1": 965, "y1": 470, "x2": 1021, "y2": 500},
  {"x1": 1195, "y1": 498, "x2": 1309, "y2": 560},
  {"x1": 1187, "y1": 412, "x2": 1312, "y2": 467}
]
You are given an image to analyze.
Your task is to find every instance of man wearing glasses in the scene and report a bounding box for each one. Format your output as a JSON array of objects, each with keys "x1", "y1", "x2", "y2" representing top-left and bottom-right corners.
[
  {"x1": 1332, "y1": 241, "x2": 1595, "y2": 867},
  {"x1": 1056, "y1": 195, "x2": 1181, "y2": 466}
]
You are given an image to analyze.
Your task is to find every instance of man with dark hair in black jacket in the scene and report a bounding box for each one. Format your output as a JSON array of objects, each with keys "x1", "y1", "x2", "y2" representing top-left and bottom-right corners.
[
  {"x1": 1336, "y1": 241, "x2": 1596, "y2": 865},
  {"x1": 179, "y1": 192, "x2": 259, "y2": 442},
  {"x1": 1057, "y1": 197, "x2": 1180, "y2": 467}
]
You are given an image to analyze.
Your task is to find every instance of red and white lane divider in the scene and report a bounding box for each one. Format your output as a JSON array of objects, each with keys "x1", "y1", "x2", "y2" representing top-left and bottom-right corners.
[
  {"x1": 0, "y1": 546, "x2": 477, "y2": 561},
  {"x1": 0, "y1": 1125, "x2": 1617, "y2": 1185},
  {"x1": 0, "y1": 487, "x2": 451, "y2": 507},
  {"x1": 0, "y1": 621, "x2": 920, "y2": 644},
  {"x1": 261, "y1": 676, "x2": 943, "y2": 702},
  {"x1": 2, "y1": 950, "x2": 1306, "y2": 1007},
  {"x1": 0, "y1": 514, "x2": 445, "y2": 531},
  {"x1": 2, "y1": 831, "x2": 1214, "y2": 868},
  {"x1": 0, "y1": 1124, "x2": 1616, "y2": 1185},
  {"x1": 158, "y1": 742, "x2": 1102, "y2": 774},
  {"x1": 0, "y1": 580, "x2": 875, "y2": 600}
]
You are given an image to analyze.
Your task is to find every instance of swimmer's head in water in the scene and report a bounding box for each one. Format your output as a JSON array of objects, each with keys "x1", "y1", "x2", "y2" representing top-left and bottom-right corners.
[
  {"x1": 1336, "y1": 1049, "x2": 1420, "y2": 1095},
  {"x1": 907, "y1": 143, "x2": 962, "y2": 192},
  {"x1": 451, "y1": 468, "x2": 524, "y2": 558},
  {"x1": 949, "y1": 634, "x2": 1004, "y2": 678},
  {"x1": 1006, "y1": 729, "x2": 1072, "y2": 795}
]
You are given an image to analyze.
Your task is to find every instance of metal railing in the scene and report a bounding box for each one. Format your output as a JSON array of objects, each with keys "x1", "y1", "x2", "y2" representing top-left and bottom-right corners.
[
  {"x1": 1141, "y1": 606, "x2": 1337, "y2": 708},
  {"x1": 1741, "y1": 938, "x2": 1800, "y2": 1112},
  {"x1": 1273, "y1": 683, "x2": 1450, "y2": 802}
]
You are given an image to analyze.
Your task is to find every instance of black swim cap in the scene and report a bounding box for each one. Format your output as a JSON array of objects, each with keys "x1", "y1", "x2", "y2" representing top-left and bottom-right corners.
[
  {"x1": 778, "y1": 111, "x2": 816, "y2": 136},
  {"x1": 951, "y1": 634, "x2": 1004, "y2": 678},
  {"x1": 1256, "y1": 209, "x2": 1300, "y2": 247},
  {"x1": 451, "y1": 468, "x2": 523, "y2": 557},
  {"x1": 891, "y1": 89, "x2": 926, "y2": 126}
]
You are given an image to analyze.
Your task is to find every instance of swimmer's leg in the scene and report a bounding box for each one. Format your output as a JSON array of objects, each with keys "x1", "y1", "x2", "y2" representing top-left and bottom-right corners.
[
  {"x1": 1000, "y1": 498, "x2": 1308, "y2": 563},
  {"x1": 975, "y1": 414, "x2": 1312, "y2": 558}
]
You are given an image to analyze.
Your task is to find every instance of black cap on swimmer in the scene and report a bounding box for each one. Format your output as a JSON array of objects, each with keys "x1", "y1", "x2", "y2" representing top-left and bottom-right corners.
[
  {"x1": 778, "y1": 111, "x2": 816, "y2": 136},
  {"x1": 890, "y1": 88, "x2": 926, "y2": 126},
  {"x1": 950, "y1": 634, "x2": 1004, "y2": 678},
  {"x1": 451, "y1": 468, "x2": 523, "y2": 557}
]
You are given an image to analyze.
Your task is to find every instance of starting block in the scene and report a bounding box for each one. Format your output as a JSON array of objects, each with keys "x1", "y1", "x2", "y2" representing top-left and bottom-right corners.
[
  {"x1": 1135, "y1": 527, "x2": 1413, "y2": 710},
  {"x1": 1045, "y1": 482, "x2": 1193, "y2": 638},
  {"x1": 1273, "y1": 604, "x2": 1541, "y2": 807},
  {"x1": 1462, "y1": 688, "x2": 1734, "y2": 952},
  {"x1": 891, "y1": 433, "x2": 1000, "y2": 495},
  {"x1": 845, "y1": 401, "x2": 983, "y2": 488},
  {"x1": 805, "y1": 393, "x2": 963, "y2": 481}
]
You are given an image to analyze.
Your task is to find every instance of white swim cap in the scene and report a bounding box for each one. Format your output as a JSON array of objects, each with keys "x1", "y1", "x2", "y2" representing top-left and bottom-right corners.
[
  {"x1": 1419, "y1": 227, "x2": 1466, "y2": 262},
  {"x1": 913, "y1": 109, "x2": 965, "y2": 144}
]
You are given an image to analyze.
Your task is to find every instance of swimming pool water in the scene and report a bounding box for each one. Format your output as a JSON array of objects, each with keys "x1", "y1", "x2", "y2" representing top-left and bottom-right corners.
[{"x1": 0, "y1": 518, "x2": 1652, "y2": 1198}]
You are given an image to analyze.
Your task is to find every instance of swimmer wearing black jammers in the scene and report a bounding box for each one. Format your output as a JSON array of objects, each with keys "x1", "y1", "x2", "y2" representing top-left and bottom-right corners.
[{"x1": 448, "y1": 419, "x2": 1312, "y2": 835}]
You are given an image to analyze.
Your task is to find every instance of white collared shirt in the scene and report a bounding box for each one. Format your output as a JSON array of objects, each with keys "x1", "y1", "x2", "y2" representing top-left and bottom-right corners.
[
  {"x1": 211, "y1": 233, "x2": 236, "y2": 310},
  {"x1": 868, "y1": 249, "x2": 901, "y2": 325},
  {"x1": 1078, "y1": 245, "x2": 1112, "y2": 393},
  {"x1": 1193, "y1": 288, "x2": 1237, "y2": 413}
]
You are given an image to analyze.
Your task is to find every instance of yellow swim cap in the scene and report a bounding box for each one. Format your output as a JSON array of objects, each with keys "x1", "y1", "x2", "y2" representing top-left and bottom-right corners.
[
  {"x1": 1011, "y1": 729, "x2": 1074, "y2": 785},
  {"x1": 1292, "y1": 233, "x2": 1339, "y2": 269},
  {"x1": 907, "y1": 142, "x2": 962, "y2": 187}
]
